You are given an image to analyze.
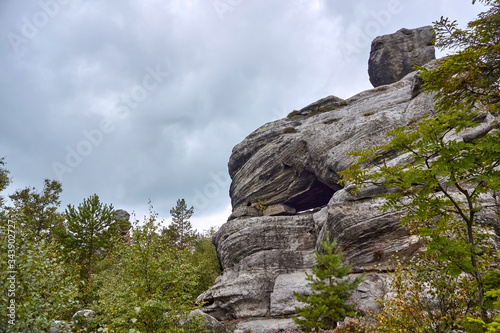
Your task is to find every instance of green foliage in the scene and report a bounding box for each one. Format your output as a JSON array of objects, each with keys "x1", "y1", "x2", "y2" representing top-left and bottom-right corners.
[
  {"x1": 0, "y1": 158, "x2": 10, "y2": 207},
  {"x1": 421, "y1": 0, "x2": 500, "y2": 113},
  {"x1": 340, "y1": 0, "x2": 500, "y2": 323},
  {"x1": 163, "y1": 198, "x2": 197, "y2": 250},
  {"x1": 255, "y1": 199, "x2": 266, "y2": 216},
  {"x1": 92, "y1": 208, "x2": 205, "y2": 332},
  {"x1": 9, "y1": 179, "x2": 64, "y2": 242},
  {"x1": 375, "y1": 255, "x2": 479, "y2": 333},
  {"x1": 58, "y1": 194, "x2": 115, "y2": 302},
  {"x1": 0, "y1": 214, "x2": 79, "y2": 333},
  {"x1": 294, "y1": 232, "x2": 363, "y2": 332},
  {"x1": 190, "y1": 229, "x2": 221, "y2": 296}
]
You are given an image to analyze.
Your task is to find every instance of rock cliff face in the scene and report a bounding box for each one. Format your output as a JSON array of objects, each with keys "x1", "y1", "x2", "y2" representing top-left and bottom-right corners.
[
  {"x1": 197, "y1": 27, "x2": 496, "y2": 333},
  {"x1": 200, "y1": 68, "x2": 429, "y2": 332}
]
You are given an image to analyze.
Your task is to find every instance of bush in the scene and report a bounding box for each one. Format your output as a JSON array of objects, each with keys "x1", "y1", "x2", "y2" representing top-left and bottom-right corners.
[{"x1": 0, "y1": 216, "x2": 79, "y2": 332}]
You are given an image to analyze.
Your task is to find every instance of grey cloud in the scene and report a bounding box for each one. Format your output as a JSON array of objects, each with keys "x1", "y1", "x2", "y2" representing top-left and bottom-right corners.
[{"x1": 0, "y1": 0, "x2": 484, "y2": 228}]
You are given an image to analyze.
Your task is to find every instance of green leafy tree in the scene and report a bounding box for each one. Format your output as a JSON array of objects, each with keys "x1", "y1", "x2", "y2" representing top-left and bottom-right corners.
[
  {"x1": 190, "y1": 227, "x2": 221, "y2": 296},
  {"x1": 0, "y1": 158, "x2": 10, "y2": 208},
  {"x1": 93, "y1": 208, "x2": 205, "y2": 333},
  {"x1": 340, "y1": 0, "x2": 500, "y2": 321},
  {"x1": 375, "y1": 255, "x2": 479, "y2": 333},
  {"x1": 0, "y1": 215, "x2": 79, "y2": 333},
  {"x1": 421, "y1": 0, "x2": 500, "y2": 114},
  {"x1": 163, "y1": 199, "x2": 197, "y2": 250},
  {"x1": 0, "y1": 161, "x2": 79, "y2": 332},
  {"x1": 293, "y1": 232, "x2": 363, "y2": 331},
  {"x1": 9, "y1": 179, "x2": 64, "y2": 242},
  {"x1": 60, "y1": 194, "x2": 115, "y2": 294}
]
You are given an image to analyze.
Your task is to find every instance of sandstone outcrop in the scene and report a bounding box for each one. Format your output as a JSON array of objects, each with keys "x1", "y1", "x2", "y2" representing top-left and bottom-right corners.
[
  {"x1": 200, "y1": 68, "x2": 435, "y2": 332},
  {"x1": 368, "y1": 26, "x2": 435, "y2": 87},
  {"x1": 199, "y1": 27, "x2": 498, "y2": 332}
]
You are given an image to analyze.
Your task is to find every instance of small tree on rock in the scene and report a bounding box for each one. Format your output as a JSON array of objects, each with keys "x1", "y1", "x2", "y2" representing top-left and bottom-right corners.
[{"x1": 294, "y1": 231, "x2": 363, "y2": 332}]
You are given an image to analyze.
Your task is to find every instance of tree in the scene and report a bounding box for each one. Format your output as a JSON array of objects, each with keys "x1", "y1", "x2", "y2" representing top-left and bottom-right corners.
[
  {"x1": 93, "y1": 208, "x2": 205, "y2": 333},
  {"x1": 0, "y1": 158, "x2": 10, "y2": 208},
  {"x1": 60, "y1": 194, "x2": 115, "y2": 292},
  {"x1": 163, "y1": 199, "x2": 196, "y2": 250},
  {"x1": 0, "y1": 216, "x2": 79, "y2": 332},
  {"x1": 190, "y1": 227, "x2": 221, "y2": 296},
  {"x1": 375, "y1": 255, "x2": 479, "y2": 333},
  {"x1": 9, "y1": 179, "x2": 64, "y2": 241},
  {"x1": 421, "y1": 0, "x2": 500, "y2": 114},
  {"x1": 293, "y1": 232, "x2": 363, "y2": 332},
  {"x1": 340, "y1": 1, "x2": 500, "y2": 321}
]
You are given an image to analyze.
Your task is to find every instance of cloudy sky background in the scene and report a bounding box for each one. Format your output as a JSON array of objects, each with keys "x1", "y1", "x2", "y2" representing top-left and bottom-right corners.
[{"x1": 0, "y1": 0, "x2": 486, "y2": 230}]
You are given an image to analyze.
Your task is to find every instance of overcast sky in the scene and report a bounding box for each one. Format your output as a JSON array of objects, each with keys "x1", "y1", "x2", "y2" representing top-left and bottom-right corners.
[{"x1": 0, "y1": 0, "x2": 485, "y2": 230}]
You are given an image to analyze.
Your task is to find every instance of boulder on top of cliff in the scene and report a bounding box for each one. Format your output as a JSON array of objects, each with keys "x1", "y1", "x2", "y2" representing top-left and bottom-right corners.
[{"x1": 368, "y1": 26, "x2": 435, "y2": 87}]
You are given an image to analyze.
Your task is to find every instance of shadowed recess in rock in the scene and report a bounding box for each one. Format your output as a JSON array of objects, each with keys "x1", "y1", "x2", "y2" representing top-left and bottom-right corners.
[{"x1": 284, "y1": 175, "x2": 337, "y2": 212}]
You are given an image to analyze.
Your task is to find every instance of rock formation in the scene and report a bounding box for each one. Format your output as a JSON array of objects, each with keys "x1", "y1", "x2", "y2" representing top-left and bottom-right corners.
[
  {"x1": 368, "y1": 26, "x2": 435, "y2": 87},
  {"x1": 198, "y1": 27, "x2": 497, "y2": 333},
  {"x1": 114, "y1": 209, "x2": 130, "y2": 222}
]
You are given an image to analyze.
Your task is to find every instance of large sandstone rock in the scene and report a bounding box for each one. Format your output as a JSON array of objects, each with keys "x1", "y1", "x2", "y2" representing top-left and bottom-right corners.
[
  {"x1": 228, "y1": 70, "x2": 434, "y2": 217},
  {"x1": 200, "y1": 70, "x2": 435, "y2": 331},
  {"x1": 201, "y1": 27, "x2": 499, "y2": 332},
  {"x1": 368, "y1": 26, "x2": 435, "y2": 87}
]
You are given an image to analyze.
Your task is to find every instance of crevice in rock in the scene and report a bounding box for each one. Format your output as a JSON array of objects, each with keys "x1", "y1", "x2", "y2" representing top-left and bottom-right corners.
[{"x1": 284, "y1": 177, "x2": 338, "y2": 212}]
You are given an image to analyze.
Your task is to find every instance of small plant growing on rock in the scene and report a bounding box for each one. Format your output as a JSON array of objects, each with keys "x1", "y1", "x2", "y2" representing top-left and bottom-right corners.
[
  {"x1": 283, "y1": 127, "x2": 298, "y2": 134},
  {"x1": 373, "y1": 248, "x2": 384, "y2": 261},
  {"x1": 255, "y1": 199, "x2": 267, "y2": 216},
  {"x1": 293, "y1": 231, "x2": 363, "y2": 332}
]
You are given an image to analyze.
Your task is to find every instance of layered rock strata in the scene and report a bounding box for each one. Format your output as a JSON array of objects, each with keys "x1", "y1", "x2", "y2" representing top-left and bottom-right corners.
[
  {"x1": 199, "y1": 69, "x2": 433, "y2": 332},
  {"x1": 198, "y1": 26, "x2": 498, "y2": 333}
]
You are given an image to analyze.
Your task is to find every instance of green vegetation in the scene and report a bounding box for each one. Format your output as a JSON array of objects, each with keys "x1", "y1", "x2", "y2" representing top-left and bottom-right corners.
[
  {"x1": 0, "y1": 160, "x2": 221, "y2": 332},
  {"x1": 59, "y1": 194, "x2": 116, "y2": 301},
  {"x1": 92, "y1": 207, "x2": 205, "y2": 332},
  {"x1": 293, "y1": 232, "x2": 362, "y2": 332},
  {"x1": 9, "y1": 179, "x2": 64, "y2": 242},
  {"x1": 162, "y1": 198, "x2": 197, "y2": 250},
  {"x1": 338, "y1": 0, "x2": 500, "y2": 331}
]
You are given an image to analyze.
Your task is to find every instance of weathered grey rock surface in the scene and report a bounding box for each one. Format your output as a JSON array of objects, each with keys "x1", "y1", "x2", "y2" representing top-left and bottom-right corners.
[
  {"x1": 199, "y1": 28, "x2": 498, "y2": 332},
  {"x1": 47, "y1": 320, "x2": 71, "y2": 333},
  {"x1": 114, "y1": 209, "x2": 130, "y2": 221},
  {"x1": 199, "y1": 69, "x2": 435, "y2": 332},
  {"x1": 368, "y1": 26, "x2": 435, "y2": 87}
]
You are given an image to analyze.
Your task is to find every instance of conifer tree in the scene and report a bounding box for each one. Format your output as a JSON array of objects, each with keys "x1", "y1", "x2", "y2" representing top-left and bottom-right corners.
[
  {"x1": 61, "y1": 194, "x2": 115, "y2": 290},
  {"x1": 163, "y1": 198, "x2": 196, "y2": 250},
  {"x1": 294, "y1": 232, "x2": 362, "y2": 332}
]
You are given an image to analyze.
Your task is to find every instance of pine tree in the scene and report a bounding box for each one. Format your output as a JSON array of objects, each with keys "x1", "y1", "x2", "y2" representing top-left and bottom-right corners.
[
  {"x1": 61, "y1": 194, "x2": 115, "y2": 291},
  {"x1": 293, "y1": 232, "x2": 363, "y2": 332},
  {"x1": 163, "y1": 199, "x2": 197, "y2": 250}
]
